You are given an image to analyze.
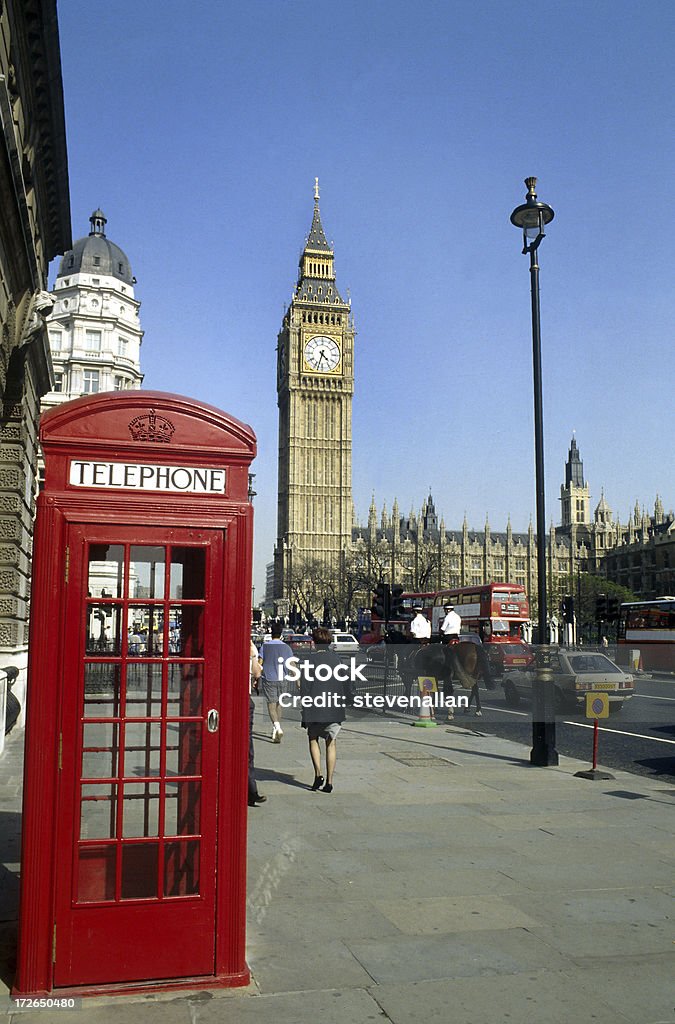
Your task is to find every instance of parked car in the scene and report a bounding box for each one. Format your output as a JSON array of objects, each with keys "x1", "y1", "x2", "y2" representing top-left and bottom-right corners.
[
  {"x1": 486, "y1": 639, "x2": 535, "y2": 676},
  {"x1": 501, "y1": 650, "x2": 634, "y2": 712},
  {"x1": 287, "y1": 633, "x2": 314, "y2": 653}
]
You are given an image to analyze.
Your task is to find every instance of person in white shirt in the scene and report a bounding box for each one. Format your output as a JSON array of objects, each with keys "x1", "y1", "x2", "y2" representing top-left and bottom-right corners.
[
  {"x1": 440, "y1": 603, "x2": 462, "y2": 640},
  {"x1": 410, "y1": 605, "x2": 431, "y2": 642}
]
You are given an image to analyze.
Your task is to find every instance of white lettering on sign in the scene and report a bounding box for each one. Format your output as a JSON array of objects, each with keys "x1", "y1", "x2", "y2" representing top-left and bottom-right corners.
[{"x1": 69, "y1": 460, "x2": 226, "y2": 494}]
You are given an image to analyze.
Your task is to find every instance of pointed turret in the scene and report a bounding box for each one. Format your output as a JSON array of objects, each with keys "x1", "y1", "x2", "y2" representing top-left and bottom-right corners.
[
  {"x1": 565, "y1": 435, "x2": 584, "y2": 487},
  {"x1": 392, "y1": 498, "x2": 400, "y2": 544},
  {"x1": 294, "y1": 179, "x2": 344, "y2": 302},
  {"x1": 561, "y1": 434, "x2": 590, "y2": 529}
]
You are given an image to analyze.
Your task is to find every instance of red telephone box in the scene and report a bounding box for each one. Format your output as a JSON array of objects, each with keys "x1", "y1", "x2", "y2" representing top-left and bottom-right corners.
[{"x1": 14, "y1": 391, "x2": 256, "y2": 996}]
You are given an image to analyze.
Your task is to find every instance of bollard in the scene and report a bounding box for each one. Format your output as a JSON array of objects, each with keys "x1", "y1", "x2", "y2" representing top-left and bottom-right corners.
[{"x1": 412, "y1": 676, "x2": 438, "y2": 728}]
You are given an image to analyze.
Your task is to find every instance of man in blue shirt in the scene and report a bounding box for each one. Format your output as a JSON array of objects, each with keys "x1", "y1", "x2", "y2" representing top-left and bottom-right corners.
[{"x1": 259, "y1": 622, "x2": 295, "y2": 742}]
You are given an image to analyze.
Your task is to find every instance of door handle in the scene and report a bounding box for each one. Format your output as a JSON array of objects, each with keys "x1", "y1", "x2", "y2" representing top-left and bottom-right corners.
[{"x1": 207, "y1": 709, "x2": 219, "y2": 733}]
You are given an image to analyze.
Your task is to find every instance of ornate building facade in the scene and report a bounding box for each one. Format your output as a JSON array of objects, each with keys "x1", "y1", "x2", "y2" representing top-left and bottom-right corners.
[
  {"x1": 0, "y1": 0, "x2": 70, "y2": 715},
  {"x1": 351, "y1": 437, "x2": 673, "y2": 614},
  {"x1": 43, "y1": 209, "x2": 143, "y2": 415},
  {"x1": 273, "y1": 182, "x2": 355, "y2": 602}
]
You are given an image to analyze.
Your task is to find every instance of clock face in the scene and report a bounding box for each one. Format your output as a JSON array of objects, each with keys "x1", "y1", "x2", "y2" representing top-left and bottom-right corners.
[{"x1": 304, "y1": 335, "x2": 340, "y2": 372}]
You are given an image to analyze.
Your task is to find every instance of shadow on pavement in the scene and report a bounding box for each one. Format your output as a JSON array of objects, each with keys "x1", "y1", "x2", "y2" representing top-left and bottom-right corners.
[
  {"x1": 340, "y1": 724, "x2": 530, "y2": 767},
  {"x1": 254, "y1": 768, "x2": 309, "y2": 790},
  {"x1": 633, "y1": 756, "x2": 675, "y2": 778}
]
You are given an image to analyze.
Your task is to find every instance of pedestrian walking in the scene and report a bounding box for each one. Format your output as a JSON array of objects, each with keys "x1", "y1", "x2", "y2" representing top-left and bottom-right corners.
[
  {"x1": 301, "y1": 626, "x2": 352, "y2": 793},
  {"x1": 248, "y1": 640, "x2": 267, "y2": 807},
  {"x1": 259, "y1": 622, "x2": 295, "y2": 742}
]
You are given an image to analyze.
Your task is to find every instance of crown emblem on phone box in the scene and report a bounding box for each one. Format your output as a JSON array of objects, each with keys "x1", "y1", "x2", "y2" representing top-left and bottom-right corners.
[{"x1": 128, "y1": 409, "x2": 175, "y2": 443}]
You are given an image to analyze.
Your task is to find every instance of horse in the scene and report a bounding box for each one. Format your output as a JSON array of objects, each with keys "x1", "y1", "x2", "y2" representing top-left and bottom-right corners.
[{"x1": 396, "y1": 637, "x2": 493, "y2": 712}]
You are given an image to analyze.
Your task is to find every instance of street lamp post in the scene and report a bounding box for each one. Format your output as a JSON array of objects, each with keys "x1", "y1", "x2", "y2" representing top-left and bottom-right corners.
[{"x1": 510, "y1": 177, "x2": 559, "y2": 766}]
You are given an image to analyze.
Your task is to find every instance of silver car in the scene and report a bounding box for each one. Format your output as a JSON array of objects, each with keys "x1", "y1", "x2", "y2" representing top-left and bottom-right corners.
[
  {"x1": 330, "y1": 632, "x2": 360, "y2": 655},
  {"x1": 502, "y1": 650, "x2": 634, "y2": 713}
]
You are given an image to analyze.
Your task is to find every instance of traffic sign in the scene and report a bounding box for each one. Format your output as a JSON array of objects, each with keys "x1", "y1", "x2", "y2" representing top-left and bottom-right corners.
[{"x1": 585, "y1": 692, "x2": 609, "y2": 719}]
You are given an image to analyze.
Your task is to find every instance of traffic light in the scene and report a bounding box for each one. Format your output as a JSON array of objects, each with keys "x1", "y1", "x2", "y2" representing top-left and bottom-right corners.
[
  {"x1": 595, "y1": 594, "x2": 607, "y2": 621},
  {"x1": 371, "y1": 582, "x2": 390, "y2": 621},
  {"x1": 562, "y1": 595, "x2": 575, "y2": 623},
  {"x1": 389, "y1": 584, "x2": 404, "y2": 621},
  {"x1": 606, "y1": 596, "x2": 620, "y2": 622}
]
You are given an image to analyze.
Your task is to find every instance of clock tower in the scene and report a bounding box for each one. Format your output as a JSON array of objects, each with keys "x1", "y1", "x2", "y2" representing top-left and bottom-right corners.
[{"x1": 274, "y1": 181, "x2": 355, "y2": 602}]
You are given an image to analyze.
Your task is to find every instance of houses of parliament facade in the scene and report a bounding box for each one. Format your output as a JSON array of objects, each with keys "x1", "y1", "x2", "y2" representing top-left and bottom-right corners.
[{"x1": 271, "y1": 187, "x2": 674, "y2": 612}]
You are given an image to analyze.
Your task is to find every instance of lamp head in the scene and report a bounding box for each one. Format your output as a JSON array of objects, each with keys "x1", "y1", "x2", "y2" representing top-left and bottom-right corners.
[{"x1": 510, "y1": 177, "x2": 554, "y2": 251}]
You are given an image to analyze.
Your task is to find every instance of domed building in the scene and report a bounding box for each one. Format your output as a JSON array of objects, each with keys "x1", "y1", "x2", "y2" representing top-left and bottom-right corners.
[{"x1": 43, "y1": 209, "x2": 144, "y2": 411}]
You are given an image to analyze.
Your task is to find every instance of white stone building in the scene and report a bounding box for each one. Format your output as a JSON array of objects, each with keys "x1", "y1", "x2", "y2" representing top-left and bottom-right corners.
[{"x1": 43, "y1": 209, "x2": 143, "y2": 413}]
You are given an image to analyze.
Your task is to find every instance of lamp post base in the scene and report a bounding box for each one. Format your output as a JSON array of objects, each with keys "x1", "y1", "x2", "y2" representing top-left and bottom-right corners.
[
  {"x1": 530, "y1": 732, "x2": 560, "y2": 766},
  {"x1": 530, "y1": 649, "x2": 559, "y2": 766},
  {"x1": 574, "y1": 768, "x2": 615, "y2": 781}
]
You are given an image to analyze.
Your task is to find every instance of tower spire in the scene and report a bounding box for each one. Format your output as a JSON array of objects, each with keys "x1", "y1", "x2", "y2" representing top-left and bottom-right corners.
[{"x1": 314, "y1": 176, "x2": 320, "y2": 203}]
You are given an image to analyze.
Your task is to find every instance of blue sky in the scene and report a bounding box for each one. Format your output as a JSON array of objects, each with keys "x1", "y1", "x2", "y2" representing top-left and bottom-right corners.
[{"x1": 56, "y1": 0, "x2": 674, "y2": 597}]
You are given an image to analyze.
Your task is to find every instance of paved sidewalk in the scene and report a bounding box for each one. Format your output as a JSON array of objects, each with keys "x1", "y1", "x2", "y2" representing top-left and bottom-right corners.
[{"x1": 1, "y1": 702, "x2": 674, "y2": 1023}]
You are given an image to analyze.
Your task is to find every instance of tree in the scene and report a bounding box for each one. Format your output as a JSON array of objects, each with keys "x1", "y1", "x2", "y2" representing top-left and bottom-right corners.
[{"x1": 557, "y1": 572, "x2": 637, "y2": 643}]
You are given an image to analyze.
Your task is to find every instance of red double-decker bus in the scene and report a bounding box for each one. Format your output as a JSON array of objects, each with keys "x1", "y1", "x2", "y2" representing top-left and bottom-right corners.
[
  {"x1": 617, "y1": 598, "x2": 675, "y2": 673},
  {"x1": 428, "y1": 583, "x2": 530, "y2": 638},
  {"x1": 371, "y1": 583, "x2": 530, "y2": 637}
]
